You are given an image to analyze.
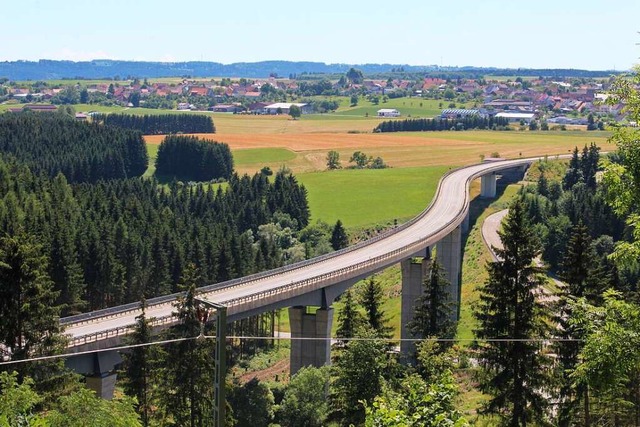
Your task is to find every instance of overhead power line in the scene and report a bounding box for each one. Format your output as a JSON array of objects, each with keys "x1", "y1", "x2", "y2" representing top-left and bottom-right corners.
[{"x1": 0, "y1": 335, "x2": 583, "y2": 366}]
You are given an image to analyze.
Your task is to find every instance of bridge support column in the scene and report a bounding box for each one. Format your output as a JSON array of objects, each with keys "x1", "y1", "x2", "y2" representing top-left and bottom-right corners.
[
  {"x1": 400, "y1": 254, "x2": 431, "y2": 358},
  {"x1": 438, "y1": 225, "x2": 462, "y2": 320},
  {"x1": 480, "y1": 173, "x2": 497, "y2": 198},
  {"x1": 86, "y1": 373, "x2": 118, "y2": 399},
  {"x1": 66, "y1": 351, "x2": 122, "y2": 399},
  {"x1": 289, "y1": 306, "x2": 333, "y2": 376},
  {"x1": 461, "y1": 211, "x2": 470, "y2": 233}
]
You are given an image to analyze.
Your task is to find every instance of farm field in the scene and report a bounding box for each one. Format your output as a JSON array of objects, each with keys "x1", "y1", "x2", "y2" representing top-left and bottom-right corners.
[
  {"x1": 145, "y1": 129, "x2": 614, "y2": 175},
  {"x1": 298, "y1": 166, "x2": 449, "y2": 227}
]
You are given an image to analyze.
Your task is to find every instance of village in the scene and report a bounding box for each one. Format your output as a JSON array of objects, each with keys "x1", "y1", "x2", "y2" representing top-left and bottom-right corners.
[{"x1": 0, "y1": 71, "x2": 629, "y2": 126}]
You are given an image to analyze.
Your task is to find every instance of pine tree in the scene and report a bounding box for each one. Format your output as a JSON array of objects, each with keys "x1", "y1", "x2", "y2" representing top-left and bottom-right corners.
[
  {"x1": 556, "y1": 222, "x2": 610, "y2": 426},
  {"x1": 123, "y1": 299, "x2": 158, "y2": 426},
  {"x1": 563, "y1": 147, "x2": 583, "y2": 190},
  {"x1": 160, "y1": 264, "x2": 216, "y2": 427},
  {"x1": 537, "y1": 171, "x2": 549, "y2": 198},
  {"x1": 335, "y1": 290, "x2": 363, "y2": 342},
  {"x1": 0, "y1": 233, "x2": 75, "y2": 400},
  {"x1": 408, "y1": 258, "x2": 456, "y2": 347},
  {"x1": 330, "y1": 219, "x2": 349, "y2": 251},
  {"x1": 360, "y1": 276, "x2": 393, "y2": 339},
  {"x1": 473, "y1": 200, "x2": 551, "y2": 426}
]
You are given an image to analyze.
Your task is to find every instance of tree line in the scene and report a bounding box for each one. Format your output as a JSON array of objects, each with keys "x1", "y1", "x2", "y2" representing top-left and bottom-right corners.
[
  {"x1": 0, "y1": 112, "x2": 148, "y2": 182},
  {"x1": 94, "y1": 112, "x2": 216, "y2": 134},
  {"x1": 155, "y1": 135, "x2": 234, "y2": 181},
  {"x1": 373, "y1": 115, "x2": 511, "y2": 133}
]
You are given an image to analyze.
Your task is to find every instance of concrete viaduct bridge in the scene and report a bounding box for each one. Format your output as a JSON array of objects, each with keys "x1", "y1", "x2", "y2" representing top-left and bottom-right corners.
[{"x1": 60, "y1": 156, "x2": 534, "y2": 397}]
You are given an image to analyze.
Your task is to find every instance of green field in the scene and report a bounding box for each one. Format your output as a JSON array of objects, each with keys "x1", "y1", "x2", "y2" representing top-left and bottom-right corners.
[
  {"x1": 334, "y1": 97, "x2": 469, "y2": 118},
  {"x1": 233, "y1": 148, "x2": 296, "y2": 166},
  {"x1": 298, "y1": 166, "x2": 449, "y2": 227}
]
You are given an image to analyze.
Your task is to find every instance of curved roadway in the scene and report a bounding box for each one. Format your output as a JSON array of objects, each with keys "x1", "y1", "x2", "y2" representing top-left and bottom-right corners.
[{"x1": 62, "y1": 156, "x2": 546, "y2": 348}]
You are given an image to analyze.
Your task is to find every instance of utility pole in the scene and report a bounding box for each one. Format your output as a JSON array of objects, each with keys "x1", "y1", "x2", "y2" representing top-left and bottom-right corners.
[{"x1": 195, "y1": 298, "x2": 227, "y2": 427}]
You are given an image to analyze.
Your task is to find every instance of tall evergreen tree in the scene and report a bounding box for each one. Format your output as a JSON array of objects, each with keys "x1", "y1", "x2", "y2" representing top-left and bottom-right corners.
[
  {"x1": 555, "y1": 222, "x2": 610, "y2": 426},
  {"x1": 0, "y1": 233, "x2": 75, "y2": 400},
  {"x1": 474, "y1": 200, "x2": 552, "y2": 426},
  {"x1": 335, "y1": 290, "x2": 363, "y2": 342},
  {"x1": 563, "y1": 147, "x2": 583, "y2": 190},
  {"x1": 160, "y1": 264, "x2": 216, "y2": 427},
  {"x1": 360, "y1": 276, "x2": 393, "y2": 339},
  {"x1": 122, "y1": 300, "x2": 158, "y2": 426},
  {"x1": 408, "y1": 258, "x2": 456, "y2": 347},
  {"x1": 330, "y1": 219, "x2": 349, "y2": 251}
]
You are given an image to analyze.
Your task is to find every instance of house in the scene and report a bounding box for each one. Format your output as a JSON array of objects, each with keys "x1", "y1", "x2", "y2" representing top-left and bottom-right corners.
[
  {"x1": 248, "y1": 102, "x2": 270, "y2": 114},
  {"x1": 377, "y1": 108, "x2": 401, "y2": 117},
  {"x1": 494, "y1": 112, "x2": 536, "y2": 123},
  {"x1": 208, "y1": 104, "x2": 244, "y2": 113},
  {"x1": 263, "y1": 103, "x2": 311, "y2": 115},
  {"x1": 441, "y1": 108, "x2": 487, "y2": 119},
  {"x1": 188, "y1": 86, "x2": 209, "y2": 97}
]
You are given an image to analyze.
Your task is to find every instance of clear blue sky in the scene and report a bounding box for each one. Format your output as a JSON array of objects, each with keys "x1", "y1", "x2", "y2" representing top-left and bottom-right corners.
[{"x1": 4, "y1": 0, "x2": 639, "y2": 70}]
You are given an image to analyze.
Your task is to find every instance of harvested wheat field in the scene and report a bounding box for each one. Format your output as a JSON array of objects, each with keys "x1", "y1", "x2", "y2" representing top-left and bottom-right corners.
[{"x1": 145, "y1": 130, "x2": 615, "y2": 174}]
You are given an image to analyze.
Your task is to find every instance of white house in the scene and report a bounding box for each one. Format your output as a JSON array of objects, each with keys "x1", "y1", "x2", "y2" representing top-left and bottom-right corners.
[
  {"x1": 494, "y1": 112, "x2": 535, "y2": 123},
  {"x1": 377, "y1": 108, "x2": 400, "y2": 117},
  {"x1": 263, "y1": 102, "x2": 312, "y2": 115}
]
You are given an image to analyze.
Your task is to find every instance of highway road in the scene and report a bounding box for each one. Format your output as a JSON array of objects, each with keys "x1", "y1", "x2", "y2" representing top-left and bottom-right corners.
[{"x1": 62, "y1": 156, "x2": 545, "y2": 348}]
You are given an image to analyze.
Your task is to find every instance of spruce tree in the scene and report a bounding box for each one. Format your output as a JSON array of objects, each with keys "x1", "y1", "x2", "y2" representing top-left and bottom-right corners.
[
  {"x1": 0, "y1": 233, "x2": 75, "y2": 400},
  {"x1": 335, "y1": 290, "x2": 363, "y2": 342},
  {"x1": 360, "y1": 276, "x2": 393, "y2": 339},
  {"x1": 330, "y1": 220, "x2": 349, "y2": 251},
  {"x1": 473, "y1": 200, "x2": 551, "y2": 426},
  {"x1": 563, "y1": 147, "x2": 583, "y2": 190},
  {"x1": 555, "y1": 222, "x2": 610, "y2": 426},
  {"x1": 160, "y1": 264, "x2": 216, "y2": 427},
  {"x1": 123, "y1": 299, "x2": 158, "y2": 426},
  {"x1": 408, "y1": 258, "x2": 456, "y2": 347}
]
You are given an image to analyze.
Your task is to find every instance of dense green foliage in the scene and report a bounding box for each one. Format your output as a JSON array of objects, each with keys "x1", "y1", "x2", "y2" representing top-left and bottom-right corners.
[
  {"x1": 604, "y1": 66, "x2": 640, "y2": 267},
  {"x1": 373, "y1": 115, "x2": 510, "y2": 133},
  {"x1": 155, "y1": 135, "x2": 233, "y2": 181},
  {"x1": 0, "y1": 112, "x2": 147, "y2": 182},
  {"x1": 570, "y1": 290, "x2": 640, "y2": 425},
  {"x1": 330, "y1": 327, "x2": 390, "y2": 426},
  {"x1": 95, "y1": 113, "x2": 215, "y2": 134},
  {"x1": 364, "y1": 372, "x2": 468, "y2": 427},
  {"x1": 0, "y1": 158, "x2": 310, "y2": 313},
  {"x1": 278, "y1": 366, "x2": 330, "y2": 427},
  {"x1": 0, "y1": 371, "x2": 141, "y2": 427}
]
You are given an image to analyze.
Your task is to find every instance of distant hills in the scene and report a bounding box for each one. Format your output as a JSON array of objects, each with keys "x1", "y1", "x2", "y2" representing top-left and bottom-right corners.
[{"x1": 0, "y1": 59, "x2": 622, "y2": 81}]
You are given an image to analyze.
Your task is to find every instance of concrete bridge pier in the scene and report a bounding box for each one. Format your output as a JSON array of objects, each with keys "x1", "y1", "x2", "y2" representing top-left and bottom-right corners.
[
  {"x1": 400, "y1": 252, "x2": 431, "y2": 358},
  {"x1": 480, "y1": 173, "x2": 497, "y2": 198},
  {"x1": 461, "y1": 210, "x2": 470, "y2": 233},
  {"x1": 438, "y1": 225, "x2": 463, "y2": 320},
  {"x1": 289, "y1": 306, "x2": 333, "y2": 375},
  {"x1": 65, "y1": 351, "x2": 122, "y2": 399}
]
